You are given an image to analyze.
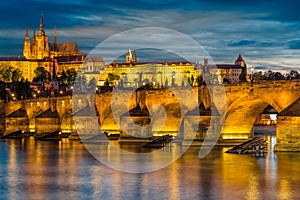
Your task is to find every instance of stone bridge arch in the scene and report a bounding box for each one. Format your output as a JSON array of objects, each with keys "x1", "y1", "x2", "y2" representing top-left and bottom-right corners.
[
  {"x1": 61, "y1": 111, "x2": 75, "y2": 134},
  {"x1": 26, "y1": 106, "x2": 45, "y2": 133},
  {"x1": 225, "y1": 93, "x2": 283, "y2": 119},
  {"x1": 222, "y1": 92, "x2": 300, "y2": 139}
]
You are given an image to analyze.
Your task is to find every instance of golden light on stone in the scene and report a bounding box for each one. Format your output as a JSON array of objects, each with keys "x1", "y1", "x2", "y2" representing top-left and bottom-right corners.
[{"x1": 222, "y1": 135, "x2": 250, "y2": 140}]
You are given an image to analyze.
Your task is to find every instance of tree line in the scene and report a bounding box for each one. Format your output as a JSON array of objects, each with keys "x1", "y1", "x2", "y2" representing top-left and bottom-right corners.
[{"x1": 253, "y1": 69, "x2": 300, "y2": 81}]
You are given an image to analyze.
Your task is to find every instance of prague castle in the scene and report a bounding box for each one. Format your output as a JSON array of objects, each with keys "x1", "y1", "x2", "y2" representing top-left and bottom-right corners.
[
  {"x1": 84, "y1": 48, "x2": 247, "y2": 88},
  {"x1": 0, "y1": 16, "x2": 247, "y2": 85},
  {"x1": 0, "y1": 16, "x2": 86, "y2": 81}
]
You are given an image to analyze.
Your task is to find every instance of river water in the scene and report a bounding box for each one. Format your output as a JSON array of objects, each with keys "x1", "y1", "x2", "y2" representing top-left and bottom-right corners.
[{"x1": 1, "y1": 135, "x2": 300, "y2": 200}]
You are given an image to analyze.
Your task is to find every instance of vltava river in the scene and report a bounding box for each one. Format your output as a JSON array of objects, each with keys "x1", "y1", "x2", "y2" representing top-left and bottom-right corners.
[{"x1": 1, "y1": 136, "x2": 300, "y2": 200}]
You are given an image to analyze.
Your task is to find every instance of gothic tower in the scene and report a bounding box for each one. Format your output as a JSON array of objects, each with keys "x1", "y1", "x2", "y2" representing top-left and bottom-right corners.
[
  {"x1": 39, "y1": 15, "x2": 45, "y2": 36},
  {"x1": 235, "y1": 54, "x2": 247, "y2": 82},
  {"x1": 31, "y1": 28, "x2": 36, "y2": 58},
  {"x1": 132, "y1": 49, "x2": 137, "y2": 63},
  {"x1": 34, "y1": 15, "x2": 50, "y2": 59},
  {"x1": 23, "y1": 26, "x2": 31, "y2": 59},
  {"x1": 126, "y1": 48, "x2": 132, "y2": 63},
  {"x1": 235, "y1": 53, "x2": 245, "y2": 67},
  {"x1": 126, "y1": 48, "x2": 137, "y2": 64},
  {"x1": 53, "y1": 26, "x2": 57, "y2": 51}
]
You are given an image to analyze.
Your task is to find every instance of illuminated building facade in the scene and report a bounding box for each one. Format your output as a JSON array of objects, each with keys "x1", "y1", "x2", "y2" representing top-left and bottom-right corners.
[
  {"x1": 203, "y1": 54, "x2": 247, "y2": 84},
  {"x1": 92, "y1": 49, "x2": 247, "y2": 87},
  {"x1": 92, "y1": 49, "x2": 200, "y2": 87}
]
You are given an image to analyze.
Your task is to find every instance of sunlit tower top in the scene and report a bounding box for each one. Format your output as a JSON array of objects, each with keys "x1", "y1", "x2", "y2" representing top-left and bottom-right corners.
[
  {"x1": 235, "y1": 53, "x2": 245, "y2": 67},
  {"x1": 23, "y1": 26, "x2": 31, "y2": 58},
  {"x1": 235, "y1": 53, "x2": 247, "y2": 82},
  {"x1": 126, "y1": 48, "x2": 137, "y2": 64}
]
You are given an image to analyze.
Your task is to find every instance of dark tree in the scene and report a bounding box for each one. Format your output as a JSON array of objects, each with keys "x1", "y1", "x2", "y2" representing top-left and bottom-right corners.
[
  {"x1": 12, "y1": 69, "x2": 23, "y2": 82},
  {"x1": 33, "y1": 67, "x2": 50, "y2": 82},
  {"x1": 0, "y1": 65, "x2": 13, "y2": 82},
  {"x1": 59, "y1": 68, "x2": 77, "y2": 86}
]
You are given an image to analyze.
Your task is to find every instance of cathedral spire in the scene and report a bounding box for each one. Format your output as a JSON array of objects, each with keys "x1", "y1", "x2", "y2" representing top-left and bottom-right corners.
[
  {"x1": 54, "y1": 26, "x2": 57, "y2": 45},
  {"x1": 25, "y1": 25, "x2": 29, "y2": 37},
  {"x1": 40, "y1": 14, "x2": 45, "y2": 36},
  {"x1": 23, "y1": 25, "x2": 31, "y2": 59},
  {"x1": 32, "y1": 28, "x2": 36, "y2": 45}
]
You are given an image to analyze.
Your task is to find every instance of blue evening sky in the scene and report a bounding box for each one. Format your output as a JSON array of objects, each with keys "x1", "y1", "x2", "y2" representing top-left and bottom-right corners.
[{"x1": 0, "y1": 0, "x2": 300, "y2": 69}]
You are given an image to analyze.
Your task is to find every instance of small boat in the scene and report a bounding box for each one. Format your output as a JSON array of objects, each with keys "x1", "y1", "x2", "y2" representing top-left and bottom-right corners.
[
  {"x1": 34, "y1": 131, "x2": 62, "y2": 141},
  {"x1": 1, "y1": 130, "x2": 23, "y2": 139},
  {"x1": 143, "y1": 135, "x2": 173, "y2": 148}
]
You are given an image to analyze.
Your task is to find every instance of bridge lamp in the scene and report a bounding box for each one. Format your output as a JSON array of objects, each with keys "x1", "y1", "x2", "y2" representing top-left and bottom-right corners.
[
  {"x1": 251, "y1": 65, "x2": 254, "y2": 71},
  {"x1": 283, "y1": 69, "x2": 286, "y2": 79},
  {"x1": 250, "y1": 66, "x2": 254, "y2": 84}
]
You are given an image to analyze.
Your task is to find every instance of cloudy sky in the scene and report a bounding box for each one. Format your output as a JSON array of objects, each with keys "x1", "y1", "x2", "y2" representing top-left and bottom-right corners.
[{"x1": 0, "y1": 0, "x2": 300, "y2": 69}]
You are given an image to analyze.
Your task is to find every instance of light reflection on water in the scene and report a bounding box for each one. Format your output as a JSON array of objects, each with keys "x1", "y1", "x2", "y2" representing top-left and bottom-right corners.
[{"x1": 0, "y1": 136, "x2": 300, "y2": 199}]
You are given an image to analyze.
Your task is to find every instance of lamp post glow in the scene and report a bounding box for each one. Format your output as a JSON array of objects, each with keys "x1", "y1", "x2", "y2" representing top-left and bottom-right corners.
[{"x1": 250, "y1": 66, "x2": 254, "y2": 86}]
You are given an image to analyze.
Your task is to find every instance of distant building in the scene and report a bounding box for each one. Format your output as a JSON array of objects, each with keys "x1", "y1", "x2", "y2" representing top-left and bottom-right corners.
[
  {"x1": 93, "y1": 49, "x2": 199, "y2": 87},
  {"x1": 0, "y1": 16, "x2": 86, "y2": 81},
  {"x1": 255, "y1": 105, "x2": 278, "y2": 125},
  {"x1": 80, "y1": 56, "x2": 105, "y2": 84},
  {"x1": 85, "y1": 49, "x2": 248, "y2": 87},
  {"x1": 203, "y1": 54, "x2": 247, "y2": 84},
  {"x1": 126, "y1": 48, "x2": 137, "y2": 64}
]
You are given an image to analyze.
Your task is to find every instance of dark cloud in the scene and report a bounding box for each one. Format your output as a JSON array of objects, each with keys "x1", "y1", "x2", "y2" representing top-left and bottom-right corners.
[
  {"x1": 0, "y1": 0, "x2": 300, "y2": 67},
  {"x1": 288, "y1": 40, "x2": 300, "y2": 50},
  {"x1": 228, "y1": 40, "x2": 256, "y2": 47}
]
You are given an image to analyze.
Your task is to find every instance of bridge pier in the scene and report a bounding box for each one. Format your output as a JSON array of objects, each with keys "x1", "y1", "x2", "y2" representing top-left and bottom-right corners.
[{"x1": 274, "y1": 98, "x2": 300, "y2": 151}]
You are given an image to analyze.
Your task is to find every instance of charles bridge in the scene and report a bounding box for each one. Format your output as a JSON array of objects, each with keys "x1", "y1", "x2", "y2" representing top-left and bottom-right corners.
[{"x1": 1, "y1": 80, "x2": 300, "y2": 151}]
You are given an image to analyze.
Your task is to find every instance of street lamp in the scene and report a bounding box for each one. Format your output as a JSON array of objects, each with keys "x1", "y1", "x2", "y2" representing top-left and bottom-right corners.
[
  {"x1": 171, "y1": 72, "x2": 175, "y2": 87},
  {"x1": 250, "y1": 66, "x2": 254, "y2": 85}
]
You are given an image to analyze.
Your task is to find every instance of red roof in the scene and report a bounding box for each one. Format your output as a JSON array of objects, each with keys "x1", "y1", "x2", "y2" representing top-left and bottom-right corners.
[{"x1": 235, "y1": 54, "x2": 245, "y2": 62}]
